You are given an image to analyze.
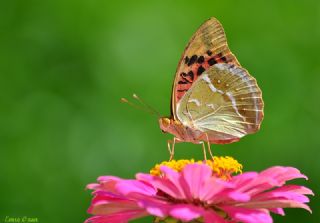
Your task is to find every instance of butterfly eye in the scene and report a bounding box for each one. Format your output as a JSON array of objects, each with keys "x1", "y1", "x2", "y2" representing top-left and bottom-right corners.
[
  {"x1": 164, "y1": 118, "x2": 170, "y2": 124},
  {"x1": 159, "y1": 117, "x2": 171, "y2": 129}
]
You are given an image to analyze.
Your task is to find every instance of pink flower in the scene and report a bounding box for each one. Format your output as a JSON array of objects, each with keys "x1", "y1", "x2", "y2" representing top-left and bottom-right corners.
[{"x1": 85, "y1": 161, "x2": 313, "y2": 223}]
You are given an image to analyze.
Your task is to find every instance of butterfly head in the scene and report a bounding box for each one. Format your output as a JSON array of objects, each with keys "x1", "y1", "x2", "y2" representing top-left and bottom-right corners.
[
  {"x1": 159, "y1": 117, "x2": 170, "y2": 133},
  {"x1": 159, "y1": 117, "x2": 182, "y2": 134}
]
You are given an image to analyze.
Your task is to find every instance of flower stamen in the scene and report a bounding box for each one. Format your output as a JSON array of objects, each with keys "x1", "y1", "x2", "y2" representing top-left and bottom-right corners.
[{"x1": 150, "y1": 156, "x2": 242, "y2": 180}]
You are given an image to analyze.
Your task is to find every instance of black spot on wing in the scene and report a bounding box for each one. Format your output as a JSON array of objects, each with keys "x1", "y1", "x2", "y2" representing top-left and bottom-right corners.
[
  {"x1": 187, "y1": 71, "x2": 194, "y2": 80},
  {"x1": 197, "y1": 66, "x2": 205, "y2": 76},
  {"x1": 221, "y1": 56, "x2": 227, "y2": 62},
  {"x1": 184, "y1": 56, "x2": 189, "y2": 64},
  {"x1": 208, "y1": 57, "x2": 217, "y2": 66},
  {"x1": 188, "y1": 55, "x2": 197, "y2": 66},
  {"x1": 197, "y1": 56, "x2": 204, "y2": 64},
  {"x1": 207, "y1": 50, "x2": 212, "y2": 56},
  {"x1": 216, "y1": 53, "x2": 227, "y2": 63}
]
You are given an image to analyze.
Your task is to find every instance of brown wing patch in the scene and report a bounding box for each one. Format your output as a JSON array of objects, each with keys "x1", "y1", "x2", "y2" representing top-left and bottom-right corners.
[
  {"x1": 175, "y1": 52, "x2": 235, "y2": 101},
  {"x1": 172, "y1": 17, "x2": 241, "y2": 119}
]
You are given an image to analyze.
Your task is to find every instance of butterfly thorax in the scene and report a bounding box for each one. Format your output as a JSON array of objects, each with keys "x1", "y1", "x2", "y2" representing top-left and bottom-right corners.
[{"x1": 159, "y1": 117, "x2": 202, "y2": 143}]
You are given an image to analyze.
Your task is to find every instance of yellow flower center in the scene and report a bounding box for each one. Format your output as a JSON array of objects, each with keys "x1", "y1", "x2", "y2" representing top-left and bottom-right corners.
[{"x1": 150, "y1": 156, "x2": 242, "y2": 180}]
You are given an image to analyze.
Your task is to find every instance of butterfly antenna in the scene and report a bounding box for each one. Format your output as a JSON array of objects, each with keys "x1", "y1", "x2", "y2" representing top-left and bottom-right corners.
[
  {"x1": 120, "y1": 97, "x2": 156, "y2": 116},
  {"x1": 132, "y1": 93, "x2": 160, "y2": 117}
]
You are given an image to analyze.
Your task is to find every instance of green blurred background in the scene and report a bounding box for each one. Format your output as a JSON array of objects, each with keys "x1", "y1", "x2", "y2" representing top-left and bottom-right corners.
[{"x1": 0, "y1": 1, "x2": 319, "y2": 222}]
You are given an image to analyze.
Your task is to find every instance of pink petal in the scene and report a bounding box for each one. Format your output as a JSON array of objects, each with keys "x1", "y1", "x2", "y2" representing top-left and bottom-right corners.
[
  {"x1": 181, "y1": 164, "x2": 212, "y2": 200},
  {"x1": 85, "y1": 210, "x2": 148, "y2": 223},
  {"x1": 90, "y1": 191, "x2": 127, "y2": 205},
  {"x1": 231, "y1": 167, "x2": 308, "y2": 197},
  {"x1": 222, "y1": 206, "x2": 273, "y2": 223},
  {"x1": 87, "y1": 176, "x2": 122, "y2": 193},
  {"x1": 204, "y1": 182, "x2": 251, "y2": 204},
  {"x1": 203, "y1": 210, "x2": 228, "y2": 223},
  {"x1": 136, "y1": 196, "x2": 171, "y2": 218},
  {"x1": 88, "y1": 192, "x2": 141, "y2": 215},
  {"x1": 200, "y1": 177, "x2": 234, "y2": 202},
  {"x1": 260, "y1": 166, "x2": 307, "y2": 184},
  {"x1": 86, "y1": 183, "x2": 101, "y2": 190},
  {"x1": 135, "y1": 173, "x2": 154, "y2": 183},
  {"x1": 267, "y1": 185, "x2": 314, "y2": 195},
  {"x1": 89, "y1": 202, "x2": 141, "y2": 216},
  {"x1": 251, "y1": 185, "x2": 314, "y2": 207},
  {"x1": 254, "y1": 190, "x2": 310, "y2": 203},
  {"x1": 234, "y1": 199, "x2": 312, "y2": 213},
  {"x1": 143, "y1": 204, "x2": 168, "y2": 218},
  {"x1": 160, "y1": 165, "x2": 191, "y2": 199},
  {"x1": 169, "y1": 204, "x2": 203, "y2": 222},
  {"x1": 228, "y1": 191, "x2": 251, "y2": 202},
  {"x1": 137, "y1": 167, "x2": 187, "y2": 199},
  {"x1": 231, "y1": 172, "x2": 259, "y2": 187},
  {"x1": 97, "y1": 176, "x2": 121, "y2": 182},
  {"x1": 231, "y1": 173, "x2": 279, "y2": 196},
  {"x1": 269, "y1": 208, "x2": 285, "y2": 216},
  {"x1": 115, "y1": 180, "x2": 156, "y2": 196}
]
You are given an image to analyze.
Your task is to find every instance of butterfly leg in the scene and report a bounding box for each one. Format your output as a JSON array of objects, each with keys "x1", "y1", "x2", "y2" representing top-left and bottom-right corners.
[
  {"x1": 201, "y1": 141, "x2": 207, "y2": 161},
  {"x1": 205, "y1": 133, "x2": 214, "y2": 160},
  {"x1": 167, "y1": 138, "x2": 177, "y2": 161}
]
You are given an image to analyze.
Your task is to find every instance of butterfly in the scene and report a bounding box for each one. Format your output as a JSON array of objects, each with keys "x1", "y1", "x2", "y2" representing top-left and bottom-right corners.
[{"x1": 159, "y1": 17, "x2": 264, "y2": 159}]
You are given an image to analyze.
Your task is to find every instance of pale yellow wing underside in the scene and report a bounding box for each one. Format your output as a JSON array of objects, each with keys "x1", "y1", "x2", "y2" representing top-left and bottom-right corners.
[{"x1": 176, "y1": 63, "x2": 264, "y2": 142}]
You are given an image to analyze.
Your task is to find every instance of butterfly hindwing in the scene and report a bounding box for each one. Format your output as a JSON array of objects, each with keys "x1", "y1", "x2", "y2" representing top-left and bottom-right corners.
[
  {"x1": 172, "y1": 17, "x2": 240, "y2": 119},
  {"x1": 176, "y1": 63, "x2": 264, "y2": 143}
]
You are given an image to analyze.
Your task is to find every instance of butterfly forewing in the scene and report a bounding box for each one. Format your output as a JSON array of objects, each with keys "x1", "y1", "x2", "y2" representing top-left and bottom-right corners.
[
  {"x1": 172, "y1": 17, "x2": 240, "y2": 119},
  {"x1": 176, "y1": 63, "x2": 263, "y2": 143}
]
